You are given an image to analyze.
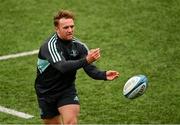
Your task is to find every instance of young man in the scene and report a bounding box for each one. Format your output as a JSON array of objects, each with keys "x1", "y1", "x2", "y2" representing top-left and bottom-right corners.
[{"x1": 35, "y1": 10, "x2": 119, "y2": 124}]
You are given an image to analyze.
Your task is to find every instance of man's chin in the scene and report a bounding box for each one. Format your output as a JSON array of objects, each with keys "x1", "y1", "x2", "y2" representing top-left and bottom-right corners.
[
  {"x1": 66, "y1": 36, "x2": 73, "y2": 41},
  {"x1": 61, "y1": 35, "x2": 73, "y2": 41}
]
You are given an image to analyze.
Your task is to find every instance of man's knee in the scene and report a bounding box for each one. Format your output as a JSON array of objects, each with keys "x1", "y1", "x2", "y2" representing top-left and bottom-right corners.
[
  {"x1": 42, "y1": 115, "x2": 61, "y2": 124},
  {"x1": 63, "y1": 116, "x2": 78, "y2": 124},
  {"x1": 58, "y1": 104, "x2": 80, "y2": 124}
]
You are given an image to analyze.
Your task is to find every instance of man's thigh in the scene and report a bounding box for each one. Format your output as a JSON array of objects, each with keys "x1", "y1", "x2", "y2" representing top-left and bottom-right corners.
[
  {"x1": 57, "y1": 93, "x2": 80, "y2": 122},
  {"x1": 58, "y1": 104, "x2": 80, "y2": 124}
]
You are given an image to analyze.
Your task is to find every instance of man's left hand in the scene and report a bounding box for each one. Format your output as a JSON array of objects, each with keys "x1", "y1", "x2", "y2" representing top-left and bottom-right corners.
[{"x1": 106, "y1": 70, "x2": 119, "y2": 80}]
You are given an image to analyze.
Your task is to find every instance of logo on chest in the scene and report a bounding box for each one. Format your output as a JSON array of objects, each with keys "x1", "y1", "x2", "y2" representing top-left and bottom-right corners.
[{"x1": 70, "y1": 50, "x2": 78, "y2": 57}]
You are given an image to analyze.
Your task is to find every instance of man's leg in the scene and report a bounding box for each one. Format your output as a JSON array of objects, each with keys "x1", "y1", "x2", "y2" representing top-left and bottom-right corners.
[
  {"x1": 37, "y1": 97, "x2": 62, "y2": 124},
  {"x1": 58, "y1": 104, "x2": 80, "y2": 125},
  {"x1": 42, "y1": 115, "x2": 62, "y2": 124}
]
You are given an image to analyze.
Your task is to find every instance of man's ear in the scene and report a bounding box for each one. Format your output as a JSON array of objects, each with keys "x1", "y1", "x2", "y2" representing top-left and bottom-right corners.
[{"x1": 55, "y1": 26, "x2": 58, "y2": 32}]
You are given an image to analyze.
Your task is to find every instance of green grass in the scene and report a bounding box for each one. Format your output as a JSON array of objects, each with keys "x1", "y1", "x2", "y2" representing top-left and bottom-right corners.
[{"x1": 0, "y1": 0, "x2": 180, "y2": 124}]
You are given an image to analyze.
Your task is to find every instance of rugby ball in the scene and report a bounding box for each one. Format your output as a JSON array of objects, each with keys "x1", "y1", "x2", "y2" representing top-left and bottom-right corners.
[{"x1": 123, "y1": 75, "x2": 148, "y2": 99}]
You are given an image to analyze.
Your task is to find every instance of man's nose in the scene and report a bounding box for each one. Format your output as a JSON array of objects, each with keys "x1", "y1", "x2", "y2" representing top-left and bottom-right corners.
[{"x1": 67, "y1": 27, "x2": 73, "y2": 32}]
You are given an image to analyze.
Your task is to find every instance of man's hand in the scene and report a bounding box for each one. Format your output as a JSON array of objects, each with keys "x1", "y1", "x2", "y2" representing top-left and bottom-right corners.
[
  {"x1": 106, "y1": 70, "x2": 119, "y2": 80},
  {"x1": 86, "y1": 48, "x2": 100, "y2": 64}
]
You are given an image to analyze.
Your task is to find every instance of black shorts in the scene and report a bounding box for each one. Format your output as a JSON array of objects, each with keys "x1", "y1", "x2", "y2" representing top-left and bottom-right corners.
[{"x1": 37, "y1": 93, "x2": 80, "y2": 119}]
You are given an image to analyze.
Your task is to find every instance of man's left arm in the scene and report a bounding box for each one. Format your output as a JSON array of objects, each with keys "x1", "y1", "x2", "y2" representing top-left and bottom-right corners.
[{"x1": 83, "y1": 64, "x2": 107, "y2": 80}]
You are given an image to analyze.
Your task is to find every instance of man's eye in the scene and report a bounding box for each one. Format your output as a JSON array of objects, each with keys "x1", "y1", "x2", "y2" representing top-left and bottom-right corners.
[
  {"x1": 63, "y1": 25, "x2": 74, "y2": 29},
  {"x1": 64, "y1": 26, "x2": 68, "y2": 29}
]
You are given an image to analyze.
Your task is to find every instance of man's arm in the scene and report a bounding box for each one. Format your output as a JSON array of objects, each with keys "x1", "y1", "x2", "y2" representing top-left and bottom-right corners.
[
  {"x1": 82, "y1": 48, "x2": 106, "y2": 80},
  {"x1": 82, "y1": 47, "x2": 119, "y2": 80},
  {"x1": 83, "y1": 64, "x2": 107, "y2": 80},
  {"x1": 52, "y1": 48, "x2": 101, "y2": 74},
  {"x1": 53, "y1": 58, "x2": 88, "y2": 73},
  {"x1": 40, "y1": 41, "x2": 100, "y2": 74}
]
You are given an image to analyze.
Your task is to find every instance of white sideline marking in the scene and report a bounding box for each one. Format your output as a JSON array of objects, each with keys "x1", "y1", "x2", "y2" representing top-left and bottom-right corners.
[
  {"x1": 0, "y1": 50, "x2": 37, "y2": 119},
  {"x1": 0, "y1": 106, "x2": 34, "y2": 119},
  {"x1": 0, "y1": 50, "x2": 38, "y2": 61}
]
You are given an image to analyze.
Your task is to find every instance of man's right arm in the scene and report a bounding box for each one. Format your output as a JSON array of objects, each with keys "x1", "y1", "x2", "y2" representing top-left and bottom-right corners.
[
  {"x1": 52, "y1": 48, "x2": 101, "y2": 73},
  {"x1": 40, "y1": 42, "x2": 99, "y2": 74}
]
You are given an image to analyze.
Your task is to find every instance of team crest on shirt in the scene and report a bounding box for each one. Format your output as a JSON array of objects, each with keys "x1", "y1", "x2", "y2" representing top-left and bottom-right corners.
[{"x1": 70, "y1": 50, "x2": 78, "y2": 57}]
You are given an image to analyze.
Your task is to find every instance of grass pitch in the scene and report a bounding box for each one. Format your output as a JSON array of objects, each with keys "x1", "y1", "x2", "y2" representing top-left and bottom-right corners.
[{"x1": 0, "y1": 0, "x2": 180, "y2": 124}]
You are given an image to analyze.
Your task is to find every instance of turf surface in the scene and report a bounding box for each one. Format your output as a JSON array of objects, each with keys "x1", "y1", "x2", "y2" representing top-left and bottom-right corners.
[{"x1": 0, "y1": 0, "x2": 180, "y2": 124}]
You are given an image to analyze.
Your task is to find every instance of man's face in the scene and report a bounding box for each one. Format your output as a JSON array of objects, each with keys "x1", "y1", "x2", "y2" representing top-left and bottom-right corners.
[{"x1": 56, "y1": 18, "x2": 74, "y2": 41}]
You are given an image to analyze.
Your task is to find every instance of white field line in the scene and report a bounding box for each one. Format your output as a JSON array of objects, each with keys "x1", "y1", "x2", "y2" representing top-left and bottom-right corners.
[
  {"x1": 0, "y1": 50, "x2": 37, "y2": 119},
  {"x1": 0, "y1": 50, "x2": 38, "y2": 61},
  {"x1": 0, "y1": 105, "x2": 34, "y2": 119}
]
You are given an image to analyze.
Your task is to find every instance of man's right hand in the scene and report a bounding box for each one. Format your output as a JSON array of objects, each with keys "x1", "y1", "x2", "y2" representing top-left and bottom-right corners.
[{"x1": 86, "y1": 48, "x2": 100, "y2": 64}]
